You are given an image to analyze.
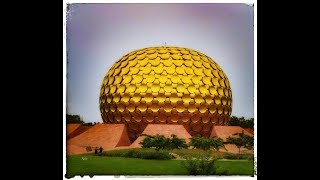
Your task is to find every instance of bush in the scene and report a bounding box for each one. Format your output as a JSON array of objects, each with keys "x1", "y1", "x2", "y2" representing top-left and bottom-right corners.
[
  {"x1": 181, "y1": 153, "x2": 218, "y2": 175},
  {"x1": 222, "y1": 153, "x2": 239, "y2": 159},
  {"x1": 222, "y1": 153, "x2": 253, "y2": 160},
  {"x1": 96, "y1": 150, "x2": 126, "y2": 157},
  {"x1": 138, "y1": 151, "x2": 173, "y2": 160},
  {"x1": 124, "y1": 149, "x2": 141, "y2": 158},
  {"x1": 182, "y1": 157, "x2": 199, "y2": 175},
  {"x1": 97, "y1": 149, "x2": 174, "y2": 160}
]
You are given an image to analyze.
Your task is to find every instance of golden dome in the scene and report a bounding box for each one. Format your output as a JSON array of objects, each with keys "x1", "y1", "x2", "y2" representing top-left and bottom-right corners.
[{"x1": 99, "y1": 46, "x2": 232, "y2": 141}]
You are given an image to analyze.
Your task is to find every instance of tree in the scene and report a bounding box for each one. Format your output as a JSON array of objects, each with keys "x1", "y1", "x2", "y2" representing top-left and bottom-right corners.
[
  {"x1": 228, "y1": 116, "x2": 254, "y2": 129},
  {"x1": 139, "y1": 134, "x2": 188, "y2": 151},
  {"x1": 66, "y1": 114, "x2": 84, "y2": 124},
  {"x1": 211, "y1": 137, "x2": 225, "y2": 151},
  {"x1": 169, "y1": 134, "x2": 189, "y2": 150},
  {"x1": 226, "y1": 131, "x2": 254, "y2": 157},
  {"x1": 229, "y1": 116, "x2": 240, "y2": 126},
  {"x1": 83, "y1": 122, "x2": 95, "y2": 126},
  {"x1": 189, "y1": 137, "x2": 225, "y2": 151},
  {"x1": 242, "y1": 118, "x2": 254, "y2": 129}
]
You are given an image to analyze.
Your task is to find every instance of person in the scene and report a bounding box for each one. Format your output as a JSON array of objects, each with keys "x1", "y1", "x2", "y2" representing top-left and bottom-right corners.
[
  {"x1": 99, "y1": 146, "x2": 103, "y2": 153},
  {"x1": 94, "y1": 147, "x2": 98, "y2": 154}
]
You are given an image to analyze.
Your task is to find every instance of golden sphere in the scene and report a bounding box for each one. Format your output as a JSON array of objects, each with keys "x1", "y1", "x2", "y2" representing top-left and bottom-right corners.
[{"x1": 99, "y1": 46, "x2": 232, "y2": 141}]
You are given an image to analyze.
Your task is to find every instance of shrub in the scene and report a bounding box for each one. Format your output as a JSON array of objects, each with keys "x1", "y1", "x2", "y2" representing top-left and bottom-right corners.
[
  {"x1": 96, "y1": 150, "x2": 126, "y2": 157},
  {"x1": 222, "y1": 153, "x2": 239, "y2": 159},
  {"x1": 124, "y1": 150, "x2": 141, "y2": 158},
  {"x1": 138, "y1": 151, "x2": 173, "y2": 160},
  {"x1": 97, "y1": 149, "x2": 174, "y2": 160},
  {"x1": 222, "y1": 153, "x2": 254, "y2": 160},
  {"x1": 181, "y1": 153, "x2": 218, "y2": 175},
  {"x1": 182, "y1": 157, "x2": 199, "y2": 175}
]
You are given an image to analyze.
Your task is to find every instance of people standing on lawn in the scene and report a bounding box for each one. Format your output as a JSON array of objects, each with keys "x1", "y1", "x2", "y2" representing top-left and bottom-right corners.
[{"x1": 99, "y1": 146, "x2": 103, "y2": 153}]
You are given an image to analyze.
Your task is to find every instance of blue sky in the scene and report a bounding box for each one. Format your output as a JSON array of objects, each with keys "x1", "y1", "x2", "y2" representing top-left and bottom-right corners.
[{"x1": 66, "y1": 3, "x2": 254, "y2": 122}]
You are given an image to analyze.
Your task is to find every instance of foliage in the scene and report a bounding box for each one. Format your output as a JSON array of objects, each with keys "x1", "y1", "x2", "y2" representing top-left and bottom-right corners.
[
  {"x1": 226, "y1": 131, "x2": 254, "y2": 156},
  {"x1": 229, "y1": 116, "x2": 254, "y2": 129},
  {"x1": 140, "y1": 151, "x2": 174, "y2": 160},
  {"x1": 66, "y1": 114, "x2": 84, "y2": 124},
  {"x1": 66, "y1": 114, "x2": 100, "y2": 125},
  {"x1": 97, "y1": 149, "x2": 174, "y2": 160},
  {"x1": 189, "y1": 136, "x2": 225, "y2": 151},
  {"x1": 181, "y1": 153, "x2": 221, "y2": 175},
  {"x1": 82, "y1": 122, "x2": 95, "y2": 126},
  {"x1": 169, "y1": 134, "x2": 189, "y2": 150},
  {"x1": 222, "y1": 153, "x2": 254, "y2": 160},
  {"x1": 139, "y1": 134, "x2": 188, "y2": 151},
  {"x1": 97, "y1": 150, "x2": 125, "y2": 157},
  {"x1": 99, "y1": 148, "x2": 254, "y2": 161}
]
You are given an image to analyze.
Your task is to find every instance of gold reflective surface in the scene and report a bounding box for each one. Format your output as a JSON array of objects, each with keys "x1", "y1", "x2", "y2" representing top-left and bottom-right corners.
[{"x1": 99, "y1": 46, "x2": 232, "y2": 140}]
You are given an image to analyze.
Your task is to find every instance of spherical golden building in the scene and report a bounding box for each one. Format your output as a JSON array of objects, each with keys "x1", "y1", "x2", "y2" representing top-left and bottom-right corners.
[{"x1": 99, "y1": 46, "x2": 232, "y2": 141}]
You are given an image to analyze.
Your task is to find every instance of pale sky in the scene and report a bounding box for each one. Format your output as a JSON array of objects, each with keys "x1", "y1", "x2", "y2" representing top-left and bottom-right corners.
[{"x1": 66, "y1": 3, "x2": 254, "y2": 122}]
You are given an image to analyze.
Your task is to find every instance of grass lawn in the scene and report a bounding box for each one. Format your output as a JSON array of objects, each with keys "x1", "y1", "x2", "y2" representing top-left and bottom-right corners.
[
  {"x1": 66, "y1": 153, "x2": 254, "y2": 177},
  {"x1": 100, "y1": 148, "x2": 253, "y2": 160},
  {"x1": 171, "y1": 148, "x2": 226, "y2": 158}
]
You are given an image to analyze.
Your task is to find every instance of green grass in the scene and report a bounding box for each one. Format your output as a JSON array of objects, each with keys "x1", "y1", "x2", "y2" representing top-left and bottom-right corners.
[
  {"x1": 104, "y1": 148, "x2": 157, "y2": 154},
  {"x1": 171, "y1": 148, "x2": 225, "y2": 158},
  {"x1": 102, "y1": 148, "x2": 253, "y2": 160},
  {"x1": 66, "y1": 153, "x2": 254, "y2": 177},
  {"x1": 103, "y1": 148, "x2": 224, "y2": 158}
]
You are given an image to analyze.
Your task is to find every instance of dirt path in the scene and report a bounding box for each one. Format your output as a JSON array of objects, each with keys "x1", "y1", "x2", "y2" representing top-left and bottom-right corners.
[{"x1": 170, "y1": 153, "x2": 185, "y2": 160}]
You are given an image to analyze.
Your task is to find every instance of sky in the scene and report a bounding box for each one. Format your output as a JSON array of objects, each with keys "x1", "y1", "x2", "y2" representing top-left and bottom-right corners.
[{"x1": 66, "y1": 3, "x2": 254, "y2": 123}]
